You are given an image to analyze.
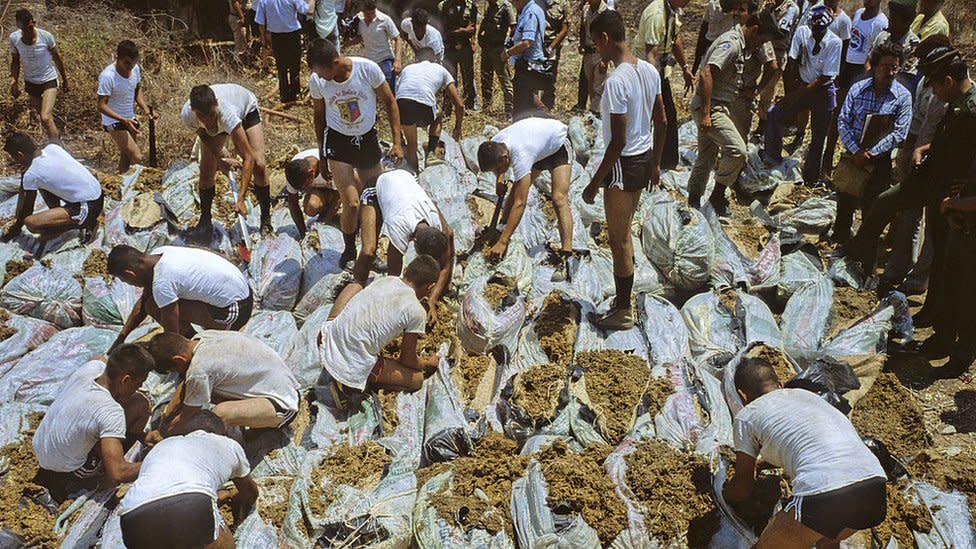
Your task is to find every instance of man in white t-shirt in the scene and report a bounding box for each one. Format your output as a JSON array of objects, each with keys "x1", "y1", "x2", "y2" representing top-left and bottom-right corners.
[
  {"x1": 400, "y1": 8, "x2": 445, "y2": 60},
  {"x1": 32, "y1": 344, "x2": 154, "y2": 501},
  {"x1": 354, "y1": 170, "x2": 454, "y2": 323},
  {"x1": 582, "y1": 11, "x2": 666, "y2": 330},
  {"x1": 283, "y1": 148, "x2": 341, "y2": 237},
  {"x1": 723, "y1": 357, "x2": 887, "y2": 548},
  {"x1": 395, "y1": 48, "x2": 465, "y2": 172},
  {"x1": 8, "y1": 9, "x2": 69, "y2": 143},
  {"x1": 118, "y1": 411, "x2": 257, "y2": 549},
  {"x1": 97, "y1": 40, "x2": 156, "y2": 174},
  {"x1": 318, "y1": 255, "x2": 441, "y2": 400},
  {"x1": 307, "y1": 38, "x2": 402, "y2": 267},
  {"x1": 351, "y1": 0, "x2": 403, "y2": 92},
  {"x1": 477, "y1": 117, "x2": 574, "y2": 281},
  {"x1": 181, "y1": 83, "x2": 272, "y2": 239},
  {"x1": 108, "y1": 244, "x2": 254, "y2": 351},
  {"x1": 0, "y1": 133, "x2": 104, "y2": 252},
  {"x1": 144, "y1": 331, "x2": 301, "y2": 443}
]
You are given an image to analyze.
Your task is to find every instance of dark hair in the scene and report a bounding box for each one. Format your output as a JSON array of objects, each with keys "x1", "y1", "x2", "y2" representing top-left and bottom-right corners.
[
  {"x1": 404, "y1": 254, "x2": 441, "y2": 286},
  {"x1": 889, "y1": 2, "x2": 915, "y2": 22},
  {"x1": 414, "y1": 7, "x2": 429, "y2": 27},
  {"x1": 719, "y1": 0, "x2": 746, "y2": 11},
  {"x1": 915, "y1": 34, "x2": 951, "y2": 60},
  {"x1": 734, "y1": 357, "x2": 779, "y2": 402},
  {"x1": 414, "y1": 47, "x2": 437, "y2": 63},
  {"x1": 105, "y1": 343, "x2": 155, "y2": 380},
  {"x1": 3, "y1": 132, "x2": 37, "y2": 159},
  {"x1": 146, "y1": 332, "x2": 191, "y2": 374},
  {"x1": 589, "y1": 9, "x2": 626, "y2": 43},
  {"x1": 285, "y1": 157, "x2": 312, "y2": 189},
  {"x1": 107, "y1": 245, "x2": 144, "y2": 276},
  {"x1": 308, "y1": 38, "x2": 340, "y2": 70},
  {"x1": 934, "y1": 57, "x2": 971, "y2": 83},
  {"x1": 870, "y1": 40, "x2": 905, "y2": 67},
  {"x1": 363, "y1": 0, "x2": 377, "y2": 10},
  {"x1": 15, "y1": 9, "x2": 32, "y2": 27},
  {"x1": 175, "y1": 410, "x2": 227, "y2": 437},
  {"x1": 189, "y1": 85, "x2": 218, "y2": 115},
  {"x1": 116, "y1": 40, "x2": 140, "y2": 60},
  {"x1": 415, "y1": 226, "x2": 449, "y2": 258},
  {"x1": 477, "y1": 140, "x2": 507, "y2": 172}
]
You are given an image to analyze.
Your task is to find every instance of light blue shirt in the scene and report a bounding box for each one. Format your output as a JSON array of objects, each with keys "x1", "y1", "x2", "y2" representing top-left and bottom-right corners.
[
  {"x1": 255, "y1": 0, "x2": 307, "y2": 33},
  {"x1": 314, "y1": 0, "x2": 337, "y2": 38},
  {"x1": 512, "y1": 0, "x2": 546, "y2": 63}
]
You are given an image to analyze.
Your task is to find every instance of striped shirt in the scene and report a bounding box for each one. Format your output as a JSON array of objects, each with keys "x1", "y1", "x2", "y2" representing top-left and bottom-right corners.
[{"x1": 838, "y1": 77, "x2": 912, "y2": 157}]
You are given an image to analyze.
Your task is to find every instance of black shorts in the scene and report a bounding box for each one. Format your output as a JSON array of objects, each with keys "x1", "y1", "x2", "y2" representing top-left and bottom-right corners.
[
  {"x1": 270, "y1": 390, "x2": 302, "y2": 428},
  {"x1": 207, "y1": 290, "x2": 253, "y2": 330},
  {"x1": 62, "y1": 194, "x2": 105, "y2": 231},
  {"x1": 121, "y1": 492, "x2": 218, "y2": 549},
  {"x1": 326, "y1": 127, "x2": 382, "y2": 170},
  {"x1": 532, "y1": 144, "x2": 570, "y2": 172},
  {"x1": 241, "y1": 109, "x2": 262, "y2": 131},
  {"x1": 397, "y1": 98, "x2": 435, "y2": 126},
  {"x1": 605, "y1": 149, "x2": 652, "y2": 193},
  {"x1": 784, "y1": 476, "x2": 887, "y2": 538},
  {"x1": 359, "y1": 185, "x2": 384, "y2": 227},
  {"x1": 25, "y1": 79, "x2": 57, "y2": 98},
  {"x1": 104, "y1": 120, "x2": 137, "y2": 132}
]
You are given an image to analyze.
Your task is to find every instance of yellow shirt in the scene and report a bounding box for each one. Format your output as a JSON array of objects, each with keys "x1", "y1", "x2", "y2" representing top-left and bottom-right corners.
[
  {"x1": 911, "y1": 11, "x2": 949, "y2": 40},
  {"x1": 634, "y1": 0, "x2": 682, "y2": 76}
]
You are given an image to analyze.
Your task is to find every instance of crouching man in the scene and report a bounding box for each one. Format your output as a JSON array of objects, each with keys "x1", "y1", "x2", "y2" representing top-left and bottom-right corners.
[
  {"x1": 723, "y1": 357, "x2": 888, "y2": 548},
  {"x1": 283, "y1": 148, "x2": 341, "y2": 239},
  {"x1": 144, "y1": 330, "x2": 301, "y2": 443},
  {"x1": 318, "y1": 255, "x2": 441, "y2": 401},
  {"x1": 32, "y1": 344, "x2": 154, "y2": 501},
  {"x1": 118, "y1": 411, "x2": 257, "y2": 549}
]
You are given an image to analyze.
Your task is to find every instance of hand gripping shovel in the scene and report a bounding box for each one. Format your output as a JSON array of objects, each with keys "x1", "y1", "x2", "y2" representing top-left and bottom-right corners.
[
  {"x1": 466, "y1": 185, "x2": 508, "y2": 257},
  {"x1": 228, "y1": 172, "x2": 252, "y2": 262}
]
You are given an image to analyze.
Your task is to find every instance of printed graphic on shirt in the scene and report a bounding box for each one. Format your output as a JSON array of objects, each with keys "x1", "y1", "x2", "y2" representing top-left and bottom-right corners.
[{"x1": 337, "y1": 98, "x2": 362, "y2": 124}]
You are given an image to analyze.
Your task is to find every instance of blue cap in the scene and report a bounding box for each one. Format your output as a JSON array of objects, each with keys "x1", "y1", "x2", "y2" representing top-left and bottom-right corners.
[{"x1": 809, "y1": 5, "x2": 832, "y2": 29}]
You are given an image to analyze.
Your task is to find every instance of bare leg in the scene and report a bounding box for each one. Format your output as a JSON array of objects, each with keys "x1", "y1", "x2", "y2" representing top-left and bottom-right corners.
[
  {"x1": 204, "y1": 524, "x2": 235, "y2": 549},
  {"x1": 603, "y1": 187, "x2": 639, "y2": 279},
  {"x1": 24, "y1": 208, "x2": 77, "y2": 242},
  {"x1": 754, "y1": 510, "x2": 827, "y2": 549},
  {"x1": 366, "y1": 357, "x2": 425, "y2": 392},
  {"x1": 402, "y1": 124, "x2": 419, "y2": 172},
  {"x1": 330, "y1": 160, "x2": 361, "y2": 235},
  {"x1": 109, "y1": 129, "x2": 142, "y2": 174},
  {"x1": 212, "y1": 397, "x2": 282, "y2": 429},
  {"x1": 550, "y1": 164, "x2": 573, "y2": 252},
  {"x1": 35, "y1": 87, "x2": 60, "y2": 142},
  {"x1": 244, "y1": 123, "x2": 268, "y2": 188}
]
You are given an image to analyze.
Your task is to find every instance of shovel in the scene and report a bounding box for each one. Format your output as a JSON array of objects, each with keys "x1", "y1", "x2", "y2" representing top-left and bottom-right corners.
[
  {"x1": 148, "y1": 106, "x2": 158, "y2": 168},
  {"x1": 467, "y1": 185, "x2": 508, "y2": 257},
  {"x1": 228, "y1": 171, "x2": 252, "y2": 262}
]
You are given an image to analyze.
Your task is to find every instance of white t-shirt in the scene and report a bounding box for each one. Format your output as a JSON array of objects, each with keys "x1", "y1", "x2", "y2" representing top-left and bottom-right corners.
[
  {"x1": 791, "y1": 25, "x2": 842, "y2": 84},
  {"x1": 32, "y1": 361, "x2": 126, "y2": 473},
  {"x1": 733, "y1": 389, "x2": 886, "y2": 497},
  {"x1": 375, "y1": 169, "x2": 443, "y2": 254},
  {"x1": 22, "y1": 144, "x2": 102, "y2": 203},
  {"x1": 8, "y1": 29, "x2": 57, "y2": 84},
  {"x1": 395, "y1": 61, "x2": 453, "y2": 115},
  {"x1": 490, "y1": 117, "x2": 569, "y2": 182},
  {"x1": 183, "y1": 331, "x2": 300, "y2": 412},
  {"x1": 150, "y1": 246, "x2": 250, "y2": 308},
  {"x1": 319, "y1": 276, "x2": 426, "y2": 390},
  {"x1": 180, "y1": 83, "x2": 260, "y2": 137},
  {"x1": 799, "y1": 3, "x2": 852, "y2": 41},
  {"x1": 310, "y1": 57, "x2": 386, "y2": 137},
  {"x1": 400, "y1": 18, "x2": 444, "y2": 59},
  {"x1": 847, "y1": 9, "x2": 888, "y2": 65},
  {"x1": 97, "y1": 62, "x2": 141, "y2": 127},
  {"x1": 601, "y1": 60, "x2": 662, "y2": 158},
  {"x1": 357, "y1": 10, "x2": 399, "y2": 63},
  {"x1": 287, "y1": 148, "x2": 335, "y2": 193},
  {"x1": 118, "y1": 431, "x2": 250, "y2": 515}
]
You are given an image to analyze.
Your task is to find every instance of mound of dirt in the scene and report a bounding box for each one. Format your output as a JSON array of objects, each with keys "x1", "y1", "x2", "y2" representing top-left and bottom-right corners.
[
  {"x1": 0, "y1": 412, "x2": 61, "y2": 546},
  {"x1": 644, "y1": 375, "x2": 676, "y2": 419},
  {"x1": 418, "y1": 301, "x2": 457, "y2": 354},
  {"x1": 534, "y1": 292, "x2": 579, "y2": 366},
  {"x1": 851, "y1": 373, "x2": 931, "y2": 458},
  {"x1": 746, "y1": 344, "x2": 795, "y2": 384},
  {"x1": 133, "y1": 167, "x2": 166, "y2": 193},
  {"x1": 535, "y1": 440, "x2": 627, "y2": 545},
  {"x1": 426, "y1": 433, "x2": 529, "y2": 536},
  {"x1": 95, "y1": 170, "x2": 124, "y2": 201},
  {"x1": 577, "y1": 350, "x2": 651, "y2": 442},
  {"x1": 718, "y1": 287, "x2": 741, "y2": 316},
  {"x1": 454, "y1": 354, "x2": 495, "y2": 409},
  {"x1": 0, "y1": 309, "x2": 16, "y2": 342},
  {"x1": 482, "y1": 276, "x2": 515, "y2": 309},
  {"x1": 908, "y1": 450, "x2": 976, "y2": 509},
  {"x1": 304, "y1": 230, "x2": 321, "y2": 252},
  {"x1": 256, "y1": 476, "x2": 294, "y2": 528},
  {"x1": 624, "y1": 439, "x2": 719, "y2": 546},
  {"x1": 82, "y1": 249, "x2": 111, "y2": 279},
  {"x1": 377, "y1": 390, "x2": 399, "y2": 434},
  {"x1": 827, "y1": 286, "x2": 877, "y2": 338},
  {"x1": 308, "y1": 442, "x2": 391, "y2": 516},
  {"x1": 212, "y1": 172, "x2": 240, "y2": 228},
  {"x1": 725, "y1": 218, "x2": 767, "y2": 259},
  {"x1": 511, "y1": 362, "x2": 567, "y2": 422},
  {"x1": 875, "y1": 480, "x2": 933, "y2": 547},
  {"x1": 3, "y1": 259, "x2": 32, "y2": 286}
]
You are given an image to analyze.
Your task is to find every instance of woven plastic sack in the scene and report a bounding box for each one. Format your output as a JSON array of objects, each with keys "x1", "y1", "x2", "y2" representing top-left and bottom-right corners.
[
  {"x1": 249, "y1": 233, "x2": 303, "y2": 311},
  {"x1": 641, "y1": 193, "x2": 715, "y2": 290},
  {"x1": 82, "y1": 276, "x2": 142, "y2": 328},
  {"x1": 458, "y1": 276, "x2": 527, "y2": 355},
  {"x1": 243, "y1": 310, "x2": 299, "y2": 357},
  {"x1": 1, "y1": 264, "x2": 82, "y2": 328},
  {"x1": 0, "y1": 312, "x2": 58, "y2": 377}
]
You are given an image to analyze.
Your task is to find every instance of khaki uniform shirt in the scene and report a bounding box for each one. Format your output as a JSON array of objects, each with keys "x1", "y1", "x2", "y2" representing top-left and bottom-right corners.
[
  {"x1": 634, "y1": 0, "x2": 682, "y2": 76},
  {"x1": 692, "y1": 25, "x2": 747, "y2": 110}
]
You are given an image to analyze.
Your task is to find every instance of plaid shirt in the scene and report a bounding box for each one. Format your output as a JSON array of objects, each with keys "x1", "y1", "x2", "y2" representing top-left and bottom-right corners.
[{"x1": 839, "y1": 76, "x2": 913, "y2": 156}]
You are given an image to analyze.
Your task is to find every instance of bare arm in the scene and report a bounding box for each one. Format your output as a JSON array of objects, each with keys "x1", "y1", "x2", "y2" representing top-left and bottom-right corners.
[
  {"x1": 505, "y1": 39, "x2": 532, "y2": 59},
  {"x1": 650, "y1": 94, "x2": 667, "y2": 187},
  {"x1": 287, "y1": 193, "x2": 308, "y2": 239},
  {"x1": 160, "y1": 403, "x2": 202, "y2": 437},
  {"x1": 99, "y1": 438, "x2": 141, "y2": 483},
  {"x1": 549, "y1": 17, "x2": 570, "y2": 52},
  {"x1": 427, "y1": 210, "x2": 454, "y2": 313},
  {"x1": 9, "y1": 52, "x2": 20, "y2": 91},
  {"x1": 110, "y1": 294, "x2": 148, "y2": 351},
  {"x1": 98, "y1": 95, "x2": 140, "y2": 135},
  {"x1": 375, "y1": 82, "x2": 402, "y2": 162},
  {"x1": 312, "y1": 97, "x2": 330, "y2": 179},
  {"x1": 494, "y1": 176, "x2": 531, "y2": 249},
  {"x1": 228, "y1": 124, "x2": 256, "y2": 212},
  {"x1": 50, "y1": 46, "x2": 68, "y2": 91},
  {"x1": 399, "y1": 333, "x2": 437, "y2": 369},
  {"x1": 698, "y1": 64, "x2": 715, "y2": 129},
  {"x1": 445, "y1": 83, "x2": 464, "y2": 140},
  {"x1": 134, "y1": 82, "x2": 151, "y2": 117},
  {"x1": 1, "y1": 188, "x2": 36, "y2": 241},
  {"x1": 673, "y1": 35, "x2": 694, "y2": 90},
  {"x1": 722, "y1": 451, "x2": 757, "y2": 503}
]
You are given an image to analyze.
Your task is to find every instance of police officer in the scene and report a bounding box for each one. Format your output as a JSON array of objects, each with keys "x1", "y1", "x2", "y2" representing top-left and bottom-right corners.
[
  {"x1": 479, "y1": 0, "x2": 516, "y2": 117},
  {"x1": 541, "y1": 0, "x2": 570, "y2": 111},
  {"x1": 440, "y1": 0, "x2": 478, "y2": 110}
]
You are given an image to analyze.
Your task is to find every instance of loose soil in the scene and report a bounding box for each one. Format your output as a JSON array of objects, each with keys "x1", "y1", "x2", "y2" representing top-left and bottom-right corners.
[
  {"x1": 482, "y1": 276, "x2": 515, "y2": 309},
  {"x1": 0, "y1": 309, "x2": 16, "y2": 342},
  {"x1": 308, "y1": 442, "x2": 391, "y2": 517},
  {"x1": 95, "y1": 170, "x2": 124, "y2": 201},
  {"x1": 82, "y1": 249, "x2": 111, "y2": 279},
  {"x1": 540, "y1": 199, "x2": 556, "y2": 224},
  {"x1": 827, "y1": 286, "x2": 878, "y2": 339},
  {"x1": 534, "y1": 292, "x2": 579, "y2": 366},
  {"x1": 256, "y1": 476, "x2": 294, "y2": 529},
  {"x1": 746, "y1": 344, "x2": 796, "y2": 384},
  {"x1": 377, "y1": 390, "x2": 399, "y2": 434},
  {"x1": 454, "y1": 353, "x2": 495, "y2": 409},
  {"x1": 536, "y1": 440, "x2": 627, "y2": 545},
  {"x1": 624, "y1": 439, "x2": 719, "y2": 547},
  {"x1": 718, "y1": 287, "x2": 741, "y2": 317},
  {"x1": 725, "y1": 218, "x2": 767, "y2": 259},
  {"x1": 3, "y1": 259, "x2": 32, "y2": 286},
  {"x1": 132, "y1": 167, "x2": 166, "y2": 193},
  {"x1": 644, "y1": 374, "x2": 676, "y2": 419},
  {"x1": 875, "y1": 480, "x2": 933, "y2": 547},
  {"x1": 0, "y1": 412, "x2": 61, "y2": 546},
  {"x1": 418, "y1": 301, "x2": 457, "y2": 355},
  {"x1": 576, "y1": 350, "x2": 651, "y2": 443},
  {"x1": 908, "y1": 449, "x2": 976, "y2": 510},
  {"x1": 304, "y1": 229, "x2": 321, "y2": 252},
  {"x1": 851, "y1": 373, "x2": 932, "y2": 459},
  {"x1": 212, "y1": 172, "x2": 240, "y2": 228},
  {"x1": 511, "y1": 362, "x2": 566, "y2": 422},
  {"x1": 426, "y1": 433, "x2": 528, "y2": 536},
  {"x1": 290, "y1": 397, "x2": 311, "y2": 446}
]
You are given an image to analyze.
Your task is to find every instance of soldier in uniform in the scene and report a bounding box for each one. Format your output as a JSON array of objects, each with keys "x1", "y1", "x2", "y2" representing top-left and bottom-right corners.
[
  {"x1": 478, "y1": 0, "x2": 516, "y2": 117},
  {"x1": 440, "y1": 0, "x2": 478, "y2": 110},
  {"x1": 541, "y1": 0, "x2": 570, "y2": 111}
]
